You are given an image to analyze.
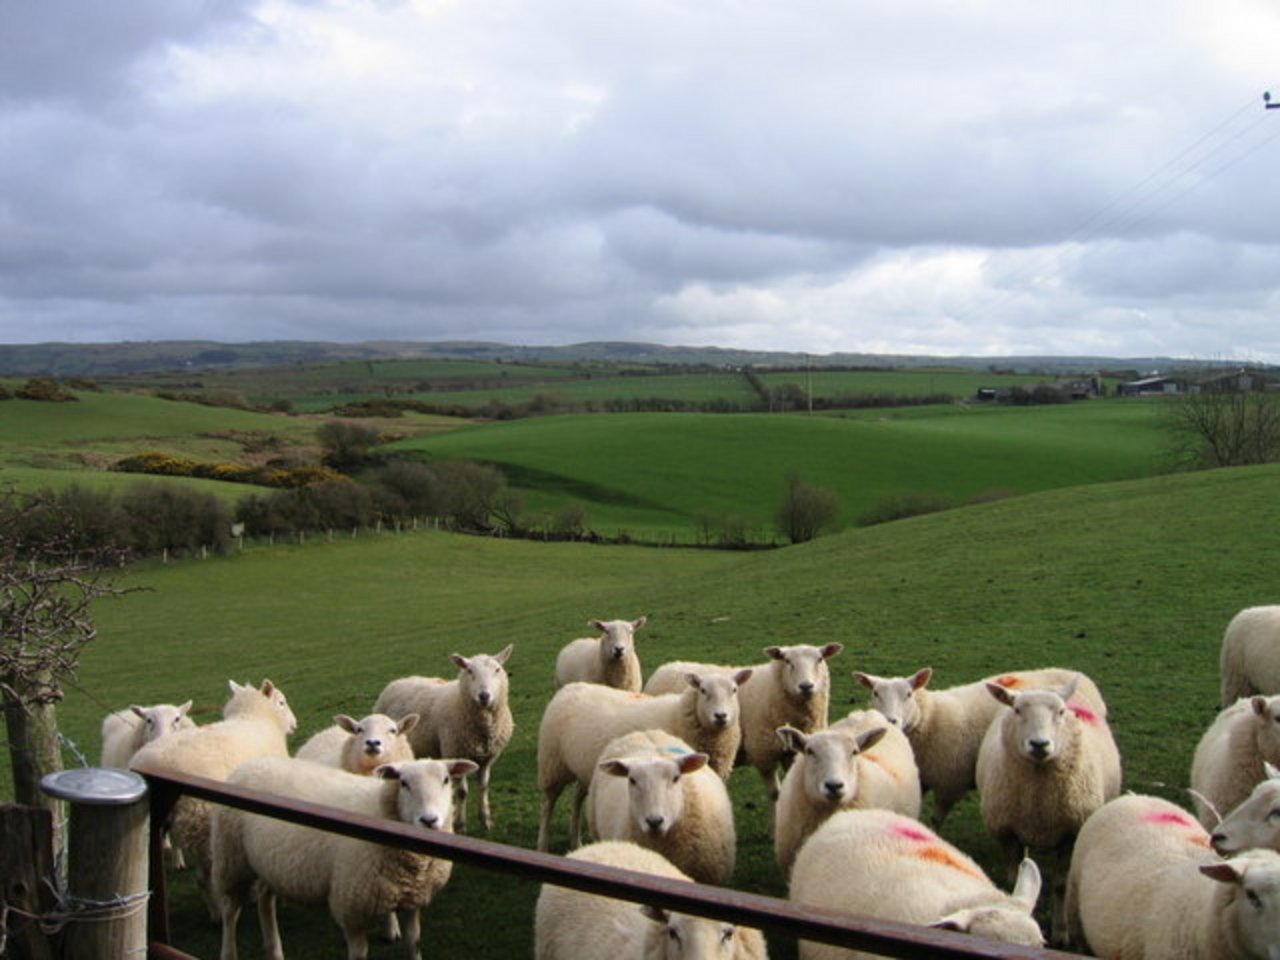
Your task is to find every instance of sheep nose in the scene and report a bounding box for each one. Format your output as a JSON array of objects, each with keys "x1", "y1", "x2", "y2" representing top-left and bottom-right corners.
[
  {"x1": 477, "y1": 690, "x2": 492, "y2": 706},
  {"x1": 713, "y1": 711, "x2": 729, "y2": 725},
  {"x1": 823, "y1": 780, "x2": 845, "y2": 799},
  {"x1": 611, "y1": 647, "x2": 625, "y2": 659},
  {"x1": 799, "y1": 681, "x2": 816, "y2": 696},
  {"x1": 645, "y1": 815, "x2": 666, "y2": 833},
  {"x1": 419, "y1": 814, "x2": 440, "y2": 829},
  {"x1": 1210, "y1": 833, "x2": 1229, "y2": 852},
  {"x1": 364, "y1": 739, "x2": 383, "y2": 754},
  {"x1": 1028, "y1": 738, "x2": 1051, "y2": 758}
]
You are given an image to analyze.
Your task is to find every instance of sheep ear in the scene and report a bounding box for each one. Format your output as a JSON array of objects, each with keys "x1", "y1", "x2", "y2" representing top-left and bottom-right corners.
[
  {"x1": 129, "y1": 705, "x2": 148, "y2": 720},
  {"x1": 930, "y1": 911, "x2": 973, "y2": 933},
  {"x1": 450, "y1": 653, "x2": 469, "y2": 670},
  {"x1": 259, "y1": 680, "x2": 277, "y2": 697},
  {"x1": 632, "y1": 616, "x2": 647, "y2": 630},
  {"x1": 493, "y1": 644, "x2": 514, "y2": 664},
  {"x1": 1265, "y1": 761, "x2": 1280, "y2": 781},
  {"x1": 1010, "y1": 857, "x2": 1042, "y2": 908},
  {"x1": 820, "y1": 642, "x2": 844, "y2": 660},
  {"x1": 852, "y1": 672, "x2": 877, "y2": 690},
  {"x1": 764, "y1": 646, "x2": 785, "y2": 661},
  {"x1": 1058, "y1": 676, "x2": 1080, "y2": 702},
  {"x1": 228, "y1": 680, "x2": 245, "y2": 695},
  {"x1": 855, "y1": 727, "x2": 888, "y2": 753},
  {"x1": 589, "y1": 619, "x2": 606, "y2": 631},
  {"x1": 734, "y1": 668, "x2": 754, "y2": 685},
  {"x1": 910, "y1": 667, "x2": 933, "y2": 690},
  {"x1": 640, "y1": 904, "x2": 669, "y2": 925},
  {"x1": 177, "y1": 700, "x2": 193, "y2": 716},
  {"x1": 599, "y1": 759, "x2": 632, "y2": 778},
  {"x1": 685, "y1": 673, "x2": 703, "y2": 690},
  {"x1": 985, "y1": 682, "x2": 1017, "y2": 707},
  {"x1": 447, "y1": 759, "x2": 479, "y2": 779},
  {"x1": 375, "y1": 764, "x2": 403, "y2": 781},
  {"x1": 334, "y1": 714, "x2": 359, "y2": 733},
  {"x1": 1251, "y1": 696, "x2": 1270, "y2": 718},
  {"x1": 397, "y1": 713, "x2": 420, "y2": 735},
  {"x1": 677, "y1": 753, "x2": 709, "y2": 775},
  {"x1": 776, "y1": 726, "x2": 807, "y2": 753},
  {"x1": 1200, "y1": 862, "x2": 1245, "y2": 885}
]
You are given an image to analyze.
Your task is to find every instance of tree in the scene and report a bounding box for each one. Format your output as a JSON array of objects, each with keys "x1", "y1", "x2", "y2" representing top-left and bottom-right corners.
[
  {"x1": 1164, "y1": 383, "x2": 1280, "y2": 470},
  {"x1": 1, "y1": 490, "x2": 131, "y2": 856},
  {"x1": 776, "y1": 474, "x2": 842, "y2": 544},
  {"x1": 316, "y1": 420, "x2": 381, "y2": 471}
]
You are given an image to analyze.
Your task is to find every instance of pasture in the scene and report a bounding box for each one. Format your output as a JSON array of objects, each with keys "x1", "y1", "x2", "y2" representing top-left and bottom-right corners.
[{"x1": 24, "y1": 460, "x2": 1280, "y2": 958}]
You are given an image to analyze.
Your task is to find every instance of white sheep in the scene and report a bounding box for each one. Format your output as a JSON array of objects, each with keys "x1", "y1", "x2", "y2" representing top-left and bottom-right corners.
[
  {"x1": 211, "y1": 755, "x2": 477, "y2": 960},
  {"x1": 645, "y1": 644, "x2": 843, "y2": 801},
  {"x1": 1191, "y1": 694, "x2": 1280, "y2": 829},
  {"x1": 1220, "y1": 605, "x2": 1280, "y2": 705},
  {"x1": 295, "y1": 712, "x2": 419, "y2": 775},
  {"x1": 534, "y1": 840, "x2": 769, "y2": 960},
  {"x1": 537, "y1": 672, "x2": 751, "y2": 852},
  {"x1": 587, "y1": 729, "x2": 736, "y2": 885},
  {"x1": 1065, "y1": 792, "x2": 1280, "y2": 959},
  {"x1": 1211, "y1": 762, "x2": 1280, "y2": 856},
  {"x1": 853, "y1": 665, "x2": 1107, "y2": 826},
  {"x1": 773, "y1": 709, "x2": 921, "y2": 876},
  {"x1": 555, "y1": 616, "x2": 648, "y2": 691},
  {"x1": 130, "y1": 679, "x2": 298, "y2": 913},
  {"x1": 788, "y1": 808, "x2": 1044, "y2": 960},
  {"x1": 100, "y1": 700, "x2": 195, "y2": 769},
  {"x1": 974, "y1": 676, "x2": 1122, "y2": 945},
  {"x1": 373, "y1": 644, "x2": 514, "y2": 833}
]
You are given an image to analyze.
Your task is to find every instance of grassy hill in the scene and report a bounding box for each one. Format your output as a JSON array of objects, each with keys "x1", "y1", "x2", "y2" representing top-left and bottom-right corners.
[
  {"x1": 388, "y1": 401, "x2": 1170, "y2": 538},
  {"x1": 18, "y1": 460, "x2": 1277, "y2": 958}
]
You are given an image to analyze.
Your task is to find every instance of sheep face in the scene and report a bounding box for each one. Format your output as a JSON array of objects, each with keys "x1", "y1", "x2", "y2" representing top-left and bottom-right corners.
[
  {"x1": 591, "y1": 617, "x2": 646, "y2": 663},
  {"x1": 131, "y1": 701, "x2": 193, "y2": 744},
  {"x1": 766, "y1": 643, "x2": 843, "y2": 700},
  {"x1": 778, "y1": 725, "x2": 887, "y2": 804},
  {"x1": 378, "y1": 758, "x2": 479, "y2": 831},
  {"x1": 986, "y1": 682, "x2": 1077, "y2": 765},
  {"x1": 599, "y1": 752, "x2": 708, "y2": 838},
  {"x1": 640, "y1": 906, "x2": 741, "y2": 959},
  {"x1": 853, "y1": 668, "x2": 931, "y2": 731},
  {"x1": 1200, "y1": 852, "x2": 1280, "y2": 960},
  {"x1": 229, "y1": 679, "x2": 298, "y2": 734},
  {"x1": 335, "y1": 712, "x2": 419, "y2": 769},
  {"x1": 1212, "y1": 763, "x2": 1280, "y2": 856},
  {"x1": 451, "y1": 645, "x2": 513, "y2": 711},
  {"x1": 686, "y1": 670, "x2": 751, "y2": 730}
]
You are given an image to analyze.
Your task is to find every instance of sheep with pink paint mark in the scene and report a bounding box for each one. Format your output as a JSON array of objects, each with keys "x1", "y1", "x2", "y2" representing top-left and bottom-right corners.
[
  {"x1": 974, "y1": 675, "x2": 1121, "y2": 945},
  {"x1": 788, "y1": 809, "x2": 1044, "y2": 960},
  {"x1": 555, "y1": 617, "x2": 648, "y2": 691},
  {"x1": 854, "y1": 666, "x2": 1107, "y2": 826},
  {"x1": 772, "y1": 709, "x2": 921, "y2": 876},
  {"x1": 1191, "y1": 694, "x2": 1280, "y2": 830},
  {"x1": 1066, "y1": 792, "x2": 1280, "y2": 959}
]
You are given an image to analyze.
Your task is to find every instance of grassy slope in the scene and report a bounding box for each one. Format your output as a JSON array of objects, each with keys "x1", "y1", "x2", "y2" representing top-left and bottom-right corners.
[
  {"x1": 24, "y1": 461, "x2": 1278, "y2": 958},
  {"x1": 389, "y1": 401, "x2": 1169, "y2": 536}
]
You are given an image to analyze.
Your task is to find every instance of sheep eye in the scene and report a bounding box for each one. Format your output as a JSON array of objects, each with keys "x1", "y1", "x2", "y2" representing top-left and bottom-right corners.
[
  {"x1": 667, "y1": 928, "x2": 680, "y2": 942},
  {"x1": 400, "y1": 781, "x2": 410, "y2": 790},
  {"x1": 672, "y1": 774, "x2": 680, "y2": 784},
  {"x1": 720, "y1": 926, "x2": 734, "y2": 944},
  {"x1": 629, "y1": 777, "x2": 638, "y2": 786},
  {"x1": 1269, "y1": 808, "x2": 1280, "y2": 821},
  {"x1": 1247, "y1": 889, "x2": 1263, "y2": 909}
]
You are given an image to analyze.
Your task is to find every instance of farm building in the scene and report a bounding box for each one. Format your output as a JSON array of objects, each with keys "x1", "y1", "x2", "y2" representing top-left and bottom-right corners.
[{"x1": 1119, "y1": 374, "x2": 1183, "y2": 396}]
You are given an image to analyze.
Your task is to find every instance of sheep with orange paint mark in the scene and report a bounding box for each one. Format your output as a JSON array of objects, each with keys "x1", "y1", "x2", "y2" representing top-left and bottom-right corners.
[
  {"x1": 974, "y1": 675, "x2": 1121, "y2": 945},
  {"x1": 1066, "y1": 792, "x2": 1280, "y2": 958},
  {"x1": 1191, "y1": 694, "x2": 1280, "y2": 830},
  {"x1": 788, "y1": 808, "x2": 1044, "y2": 960},
  {"x1": 772, "y1": 709, "x2": 921, "y2": 876},
  {"x1": 854, "y1": 666, "x2": 1106, "y2": 827}
]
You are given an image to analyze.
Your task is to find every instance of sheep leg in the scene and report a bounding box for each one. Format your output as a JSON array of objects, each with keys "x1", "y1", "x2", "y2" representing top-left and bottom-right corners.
[
  {"x1": 453, "y1": 773, "x2": 471, "y2": 834},
  {"x1": 396, "y1": 907, "x2": 422, "y2": 960},
  {"x1": 341, "y1": 923, "x2": 371, "y2": 960},
  {"x1": 538, "y1": 780, "x2": 568, "y2": 852},
  {"x1": 477, "y1": 759, "x2": 494, "y2": 830},
  {"x1": 256, "y1": 887, "x2": 285, "y2": 960},
  {"x1": 384, "y1": 910, "x2": 402, "y2": 942},
  {"x1": 569, "y1": 781, "x2": 589, "y2": 849},
  {"x1": 218, "y1": 898, "x2": 242, "y2": 960},
  {"x1": 1048, "y1": 840, "x2": 1074, "y2": 948}
]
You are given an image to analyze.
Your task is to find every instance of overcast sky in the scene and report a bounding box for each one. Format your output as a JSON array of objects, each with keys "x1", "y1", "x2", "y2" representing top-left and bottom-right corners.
[{"x1": 2, "y1": 1, "x2": 1279, "y2": 361}]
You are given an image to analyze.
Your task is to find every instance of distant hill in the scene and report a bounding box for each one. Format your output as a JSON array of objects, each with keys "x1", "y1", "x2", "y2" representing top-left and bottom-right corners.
[{"x1": 0, "y1": 337, "x2": 1260, "y2": 377}]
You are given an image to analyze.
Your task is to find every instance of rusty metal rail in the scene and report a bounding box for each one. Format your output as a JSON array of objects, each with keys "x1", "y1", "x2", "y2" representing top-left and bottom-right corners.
[{"x1": 136, "y1": 765, "x2": 1089, "y2": 960}]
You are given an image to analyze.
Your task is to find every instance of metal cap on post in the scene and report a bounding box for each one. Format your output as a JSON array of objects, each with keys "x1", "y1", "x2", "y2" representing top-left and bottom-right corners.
[{"x1": 40, "y1": 768, "x2": 151, "y2": 959}]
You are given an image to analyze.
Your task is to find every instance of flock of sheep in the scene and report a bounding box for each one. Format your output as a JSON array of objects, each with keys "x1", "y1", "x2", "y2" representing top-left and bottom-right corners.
[{"x1": 105, "y1": 607, "x2": 1280, "y2": 959}]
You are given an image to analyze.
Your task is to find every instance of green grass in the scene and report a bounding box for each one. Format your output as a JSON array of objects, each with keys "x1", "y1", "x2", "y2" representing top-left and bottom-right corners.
[
  {"x1": 758, "y1": 368, "x2": 1055, "y2": 398},
  {"x1": 12, "y1": 460, "x2": 1278, "y2": 958},
  {"x1": 387, "y1": 401, "x2": 1169, "y2": 538},
  {"x1": 422, "y1": 371, "x2": 758, "y2": 408}
]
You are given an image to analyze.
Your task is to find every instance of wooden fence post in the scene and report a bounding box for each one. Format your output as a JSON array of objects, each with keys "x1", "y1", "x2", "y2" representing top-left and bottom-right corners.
[
  {"x1": 0, "y1": 804, "x2": 57, "y2": 960},
  {"x1": 41, "y1": 768, "x2": 150, "y2": 960}
]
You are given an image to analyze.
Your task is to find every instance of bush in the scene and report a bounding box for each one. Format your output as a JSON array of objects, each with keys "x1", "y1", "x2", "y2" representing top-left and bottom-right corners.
[
  {"x1": 855, "y1": 491, "x2": 954, "y2": 527},
  {"x1": 776, "y1": 474, "x2": 842, "y2": 544},
  {"x1": 16, "y1": 377, "x2": 77, "y2": 402},
  {"x1": 118, "y1": 483, "x2": 231, "y2": 556},
  {"x1": 317, "y1": 420, "x2": 383, "y2": 470}
]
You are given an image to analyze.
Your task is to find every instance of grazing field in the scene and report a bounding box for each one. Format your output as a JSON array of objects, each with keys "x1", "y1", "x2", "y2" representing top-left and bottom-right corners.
[
  {"x1": 388, "y1": 401, "x2": 1169, "y2": 538},
  {"x1": 19, "y1": 461, "x2": 1278, "y2": 958}
]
